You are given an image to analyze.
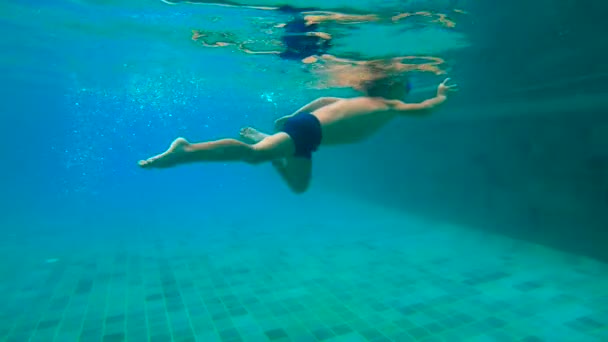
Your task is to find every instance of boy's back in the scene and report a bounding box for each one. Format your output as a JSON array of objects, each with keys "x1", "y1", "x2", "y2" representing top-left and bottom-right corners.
[{"x1": 310, "y1": 96, "x2": 403, "y2": 145}]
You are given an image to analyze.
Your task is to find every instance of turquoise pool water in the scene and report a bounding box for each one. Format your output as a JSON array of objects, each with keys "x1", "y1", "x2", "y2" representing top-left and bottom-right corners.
[{"x1": 1, "y1": 1, "x2": 607, "y2": 341}]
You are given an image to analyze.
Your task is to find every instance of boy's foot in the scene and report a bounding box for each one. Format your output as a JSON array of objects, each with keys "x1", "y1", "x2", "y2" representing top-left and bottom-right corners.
[
  {"x1": 239, "y1": 127, "x2": 268, "y2": 143},
  {"x1": 138, "y1": 137, "x2": 190, "y2": 168}
]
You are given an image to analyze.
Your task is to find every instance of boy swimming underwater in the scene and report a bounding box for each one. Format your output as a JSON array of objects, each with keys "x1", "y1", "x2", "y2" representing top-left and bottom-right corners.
[{"x1": 138, "y1": 75, "x2": 458, "y2": 193}]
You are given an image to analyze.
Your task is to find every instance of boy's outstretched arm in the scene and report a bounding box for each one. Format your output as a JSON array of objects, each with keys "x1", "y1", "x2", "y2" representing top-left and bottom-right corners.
[
  {"x1": 275, "y1": 97, "x2": 342, "y2": 130},
  {"x1": 386, "y1": 78, "x2": 458, "y2": 116}
]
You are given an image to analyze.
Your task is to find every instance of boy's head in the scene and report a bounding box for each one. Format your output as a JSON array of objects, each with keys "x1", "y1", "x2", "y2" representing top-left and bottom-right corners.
[{"x1": 360, "y1": 73, "x2": 412, "y2": 100}]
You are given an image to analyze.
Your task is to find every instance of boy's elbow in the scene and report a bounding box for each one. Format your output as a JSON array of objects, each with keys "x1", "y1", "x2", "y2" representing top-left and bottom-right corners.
[
  {"x1": 417, "y1": 103, "x2": 434, "y2": 114},
  {"x1": 386, "y1": 100, "x2": 433, "y2": 116}
]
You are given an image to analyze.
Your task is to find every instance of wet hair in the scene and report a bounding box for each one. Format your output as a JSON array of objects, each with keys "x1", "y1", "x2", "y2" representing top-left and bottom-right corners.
[{"x1": 361, "y1": 74, "x2": 411, "y2": 99}]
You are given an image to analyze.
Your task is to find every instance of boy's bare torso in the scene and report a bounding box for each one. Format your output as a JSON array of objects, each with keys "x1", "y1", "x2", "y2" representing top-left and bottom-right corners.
[{"x1": 310, "y1": 97, "x2": 398, "y2": 145}]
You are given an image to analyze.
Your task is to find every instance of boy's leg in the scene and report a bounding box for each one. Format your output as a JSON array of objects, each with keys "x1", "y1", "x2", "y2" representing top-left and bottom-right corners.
[
  {"x1": 138, "y1": 133, "x2": 294, "y2": 169},
  {"x1": 240, "y1": 127, "x2": 312, "y2": 193},
  {"x1": 272, "y1": 158, "x2": 312, "y2": 193}
]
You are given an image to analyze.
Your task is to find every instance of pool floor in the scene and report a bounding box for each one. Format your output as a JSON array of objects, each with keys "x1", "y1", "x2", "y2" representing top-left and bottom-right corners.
[{"x1": 2, "y1": 199, "x2": 607, "y2": 342}]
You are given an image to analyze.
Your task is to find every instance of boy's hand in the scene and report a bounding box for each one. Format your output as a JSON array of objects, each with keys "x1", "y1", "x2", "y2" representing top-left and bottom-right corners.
[{"x1": 437, "y1": 78, "x2": 458, "y2": 97}]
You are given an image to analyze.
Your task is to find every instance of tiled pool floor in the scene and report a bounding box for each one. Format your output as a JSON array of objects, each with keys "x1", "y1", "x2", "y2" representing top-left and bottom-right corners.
[{"x1": 2, "y1": 204, "x2": 607, "y2": 342}]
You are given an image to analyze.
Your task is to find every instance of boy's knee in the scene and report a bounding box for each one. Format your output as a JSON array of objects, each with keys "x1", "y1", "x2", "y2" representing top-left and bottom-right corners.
[
  {"x1": 245, "y1": 147, "x2": 267, "y2": 164},
  {"x1": 290, "y1": 184, "x2": 308, "y2": 194},
  {"x1": 288, "y1": 177, "x2": 310, "y2": 194}
]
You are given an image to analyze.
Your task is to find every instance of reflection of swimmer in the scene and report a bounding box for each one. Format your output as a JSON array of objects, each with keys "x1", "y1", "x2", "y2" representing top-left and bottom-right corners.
[
  {"x1": 191, "y1": 30, "x2": 238, "y2": 47},
  {"x1": 301, "y1": 11, "x2": 382, "y2": 25},
  {"x1": 279, "y1": 15, "x2": 332, "y2": 60},
  {"x1": 242, "y1": 5, "x2": 334, "y2": 62},
  {"x1": 191, "y1": 7, "x2": 333, "y2": 63},
  {"x1": 237, "y1": 14, "x2": 332, "y2": 63},
  {"x1": 138, "y1": 74, "x2": 458, "y2": 194},
  {"x1": 391, "y1": 11, "x2": 457, "y2": 28},
  {"x1": 319, "y1": 54, "x2": 447, "y2": 75},
  {"x1": 294, "y1": 9, "x2": 460, "y2": 28},
  {"x1": 309, "y1": 54, "x2": 447, "y2": 90},
  {"x1": 162, "y1": 0, "x2": 460, "y2": 28},
  {"x1": 184, "y1": 1, "x2": 459, "y2": 60}
]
